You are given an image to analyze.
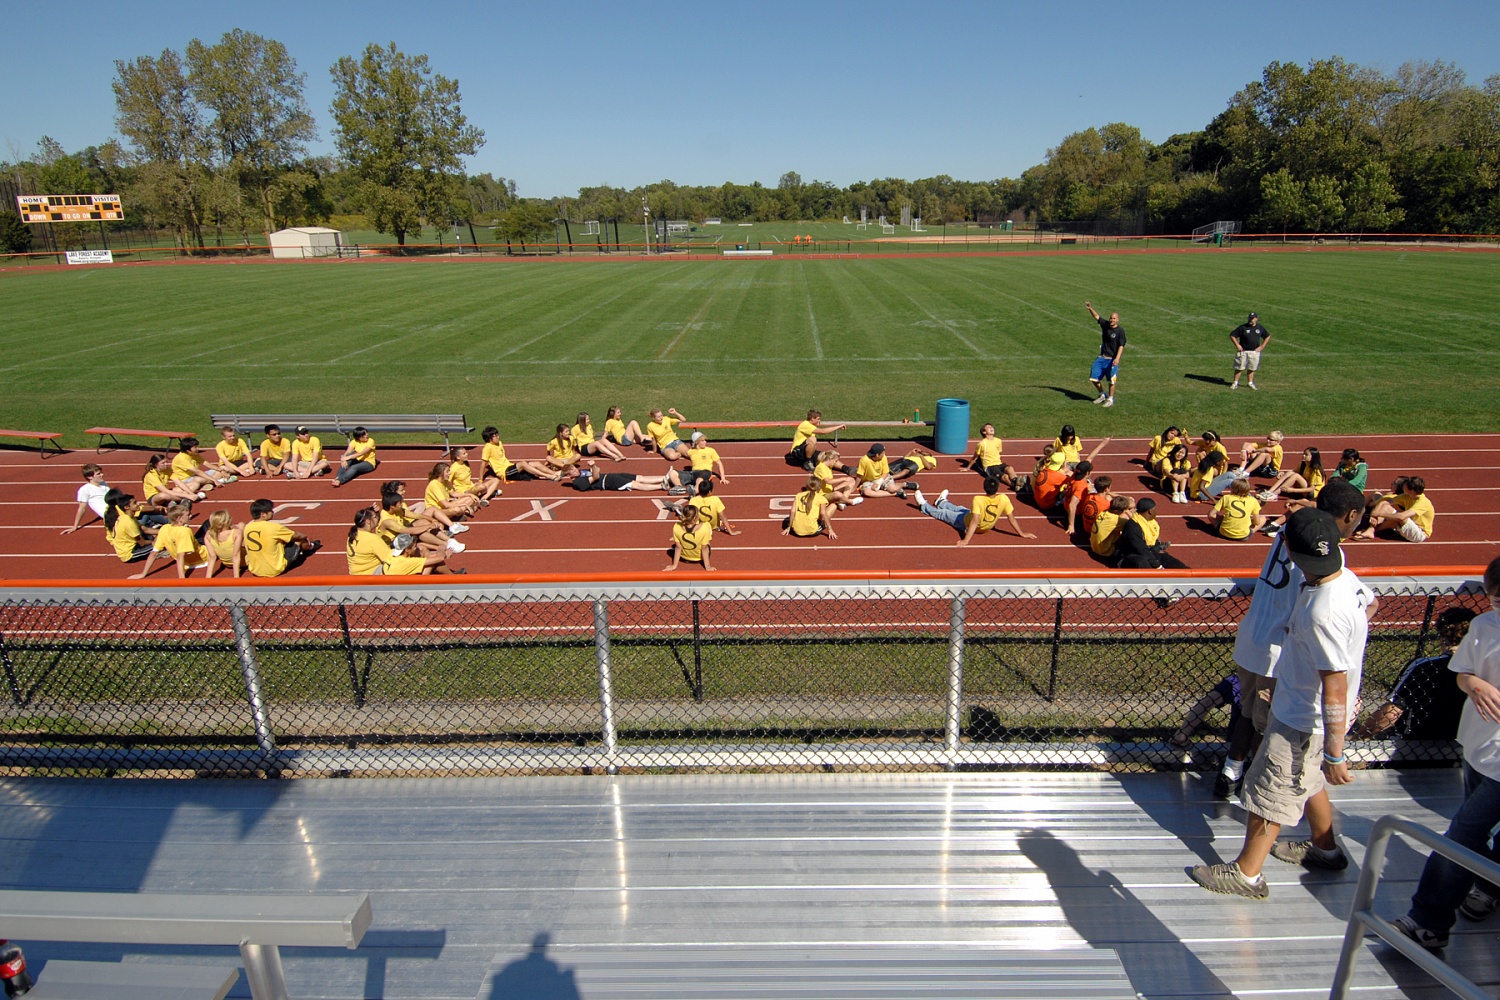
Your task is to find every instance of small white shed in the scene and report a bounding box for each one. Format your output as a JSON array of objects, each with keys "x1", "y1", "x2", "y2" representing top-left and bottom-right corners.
[{"x1": 269, "y1": 226, "x2": 343, "y2": 259}]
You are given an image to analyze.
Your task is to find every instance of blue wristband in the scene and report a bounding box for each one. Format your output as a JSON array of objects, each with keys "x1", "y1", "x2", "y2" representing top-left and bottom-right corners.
[{"x1": 1323, "y1": 753, "x2": 1346, "y2": 765}]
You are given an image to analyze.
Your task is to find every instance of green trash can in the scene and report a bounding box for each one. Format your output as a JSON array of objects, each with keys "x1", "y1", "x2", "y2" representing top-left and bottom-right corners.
[{"x1": 934, "y1": 398, "x2": 971, "y2": 455}]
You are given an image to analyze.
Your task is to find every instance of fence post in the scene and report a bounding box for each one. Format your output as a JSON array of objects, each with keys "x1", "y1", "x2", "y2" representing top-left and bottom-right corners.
[
  {"x1": 337, "y1": 604, "x2": 364, "y2": 708},
  {"x1": 944, "y1": 594, "x2": 966, "y2": 765},
  {"x1": 229, "y1": 603, "x2": 277, "y2": 762},
  {"x1": 1046, "y1": 596, "x2": 1065, "y2": 702},
  {"x1": 1412, "y1": 594, "x2": 1437, "y2": 659},
  {"x1": 691, "y1": 599, "x2": 704, "y2": 701},
  {"x1": 593, "y1": 599, "x2": 618, "y2": 774},
  {"x1": 0, "y1": 626, "x2": 22, "y2": 706}
]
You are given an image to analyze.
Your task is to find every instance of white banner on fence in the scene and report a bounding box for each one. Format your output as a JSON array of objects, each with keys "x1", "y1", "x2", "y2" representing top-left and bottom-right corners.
[{"x1": 65, "y1": 249, "x2": 113, "y2": 265}]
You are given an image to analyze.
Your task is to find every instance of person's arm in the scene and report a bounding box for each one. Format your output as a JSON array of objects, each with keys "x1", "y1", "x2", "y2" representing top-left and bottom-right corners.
[
  {"x1": 719, "y1": 516, "x2": 741, "y2": 536},
  {"x1": 700, "y1": 541, "x2": 714, "y2": 572},
  {"x1": 62, "y1": 501, "x2": 94, "y2": 534},
  {"x1": 820, "y1": 504, "x2": 838, "y2": 540},
  {"x1": 1320, "y1": 669, "x2": 1352, "y2": 785},
  {"x1": 1082, "y1": 436, "x2": 1112, "y2": 464},
  {"x1": 1350, "y1": 701, "x2": 1402, "y2": 739},
  {"x1": 175, "y1": 549, "x2": 191, "y2": 579},
  {"x1": 1259, "y1": 333, "x2": 1270, "y2": 351},
  {"x1": 714, "y1": 459, "x2": 728, "y2": 483},
  {"x1": 129, "y1": 548, "x2": 164, "y2": 580},
  {"x1": 1112, "y1": 340, "x2": 1125, "y2": 365},
  {"x1": 1456, "y1": 673, "x2": 1500, "y2": 723},
  {"x1": 1007, "y1": 511, "x2": 1036, "y2": 539},
  {"x1": 1065, "y1": 493, "x2": 1083, "y2": 534},
  {"x1": 663, "y1": 542, "x2": 682, "y2": 571},
  {"x1": 1085, "y1": 299, "x2": 1100, "y2": 321},
  {"x1": 956, "y1": 512, "x2": 978, "y2": 546},
  {"x1": 231, "y1": 526, "x2": 244, "y2": 579}
]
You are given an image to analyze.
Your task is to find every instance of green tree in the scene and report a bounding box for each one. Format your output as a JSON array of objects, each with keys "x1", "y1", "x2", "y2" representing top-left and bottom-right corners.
[
  {"x1": 186, "y1": 29, "x2": 318, "y2": 231},
  {"x1": 1301, "y1": 175, "x2": 1345, "y2": 231},
  {"x1": 1256, "y1": 168, "x2": 1305, "y2": 232},
  {"x1": 0, "y1": 211, "x2": 31, "y2": 254},
  {"x1": 112, "y1": 48, "x2": 209, "y2": 247},
  {"x1": 330, "y1": 42, "x2": 485, "y2": 246},
  {"x1": 1342, "y1": 161, "x2": 1405, "y2": 231}
]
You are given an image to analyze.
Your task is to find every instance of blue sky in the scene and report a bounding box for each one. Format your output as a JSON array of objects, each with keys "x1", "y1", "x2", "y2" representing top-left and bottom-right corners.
[{"x1": 4, "y1": 0, "x2": 1498, "y2": 198}]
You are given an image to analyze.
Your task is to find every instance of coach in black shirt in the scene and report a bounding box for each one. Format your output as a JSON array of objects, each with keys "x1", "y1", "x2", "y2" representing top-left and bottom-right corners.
[
  {"x1": 1229, "y1": 312, "x2": 1270, "y2": 390},
  {"x1": 1084, "y1": 300, "x2": 1126, "y2": 407}
]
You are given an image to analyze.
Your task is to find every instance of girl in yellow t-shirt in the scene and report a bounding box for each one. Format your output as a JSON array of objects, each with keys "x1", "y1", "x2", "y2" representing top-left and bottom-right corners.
[
  {"x1": 132, "y1": 502, "x2": 209, "y2": 579},
  {"x1": 573, "y1": 411, "x2": 627, "y2": 462},
  {"x1": 424, "y1": 462, "x2": 482, "y2": 522},
  {"x1": 1259, "y1": 447, "x2": 1325, "y2": 503},
  {"x1": 603, "y1": 406, "x2": 647, "y2": 448},
  {"x1": 1146, "y1": 426, "x2": 1186, "y2": 473},
  {"x1": 783, "y1": 477, "x2": 836, "y2": 539},
  {"x1": 1161, "y1": 444, "x2": 1193, "y2": 504},
  {"x1": 104, "y1": 490, "x2": 158, "y2": 564},
  {"x1": 1194, "y1": 430, "x2": 1228, "y2": 466},
  {"x1": 447, "y1": 446, "x2": 501, "y2": 504},
  {"x1": 1210, "y1": 479, "x2": 1267, "y2": 539},
  {"x1": 345, "y1": 509, "x2": 435, "y2": 575},
  {"x1": 1189, "y1": 451, "x2": 1228, "y2": 502},
  {"x1": 664, "y1": 506, "x2": 715, "y2": 571},
  {"x1": 143, "y1": 454, "x2": 203, "y2": 506},
  {"x1": 1051, "y1": 424, "x2": 1083, "y2": 464},
  {"x1": 203, "y1": 509, "x2": 245, "y2": 578},
  {"x1": 545, "y1": 423, "x2": 582, "y2": 473}
]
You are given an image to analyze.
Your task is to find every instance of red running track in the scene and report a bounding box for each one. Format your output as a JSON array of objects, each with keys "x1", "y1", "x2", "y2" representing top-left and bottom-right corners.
[{"x1": 3, "y1": 432, "x2": 1496, "y2": 584}]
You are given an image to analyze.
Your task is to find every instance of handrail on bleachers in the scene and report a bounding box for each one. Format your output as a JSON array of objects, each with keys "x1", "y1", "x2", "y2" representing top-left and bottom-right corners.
[
  {"x1": 209, "y1": 412, "x2": 472, "y2": 448},
  {"x1": 1329, "y1": 814, "x2": 1500, "y2": 1000}
]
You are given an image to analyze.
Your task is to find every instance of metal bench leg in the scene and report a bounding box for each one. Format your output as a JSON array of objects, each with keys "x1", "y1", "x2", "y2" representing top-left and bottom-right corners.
[
  {"x1": 39, "y1": 438, "x2": 65, "y2": 459},
  {"x1": 240, "y1": 942, "x2": 290, "y2": 1000}
]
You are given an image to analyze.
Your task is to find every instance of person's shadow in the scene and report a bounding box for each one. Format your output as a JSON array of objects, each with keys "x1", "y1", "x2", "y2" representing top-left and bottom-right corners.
[
  {"x1": 479, "y1": 932, "x2": 582, "y2": 1000},
  {"x1": 1184, "y1": 374, "x2": 1232, "y2": 386},
  {"x1": 1032, "y1": 384, "x2": 1096, "y2": 401},
  {"x1": 1017, "y1": 828, "x2": 1232, "y2": 998}
]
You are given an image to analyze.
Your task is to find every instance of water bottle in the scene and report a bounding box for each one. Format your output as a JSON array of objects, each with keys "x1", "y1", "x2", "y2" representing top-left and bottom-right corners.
[
  {"x1": 913, "y1": 409, "x2": 921, "y2": 423},
  {"x1": 0, "y1": 941, "x2": 32, "y2": 997}
]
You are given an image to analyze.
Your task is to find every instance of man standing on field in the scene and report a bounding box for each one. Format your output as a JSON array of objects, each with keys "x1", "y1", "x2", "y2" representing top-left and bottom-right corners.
[
  {"x1": 1230, "y1": 312, "x2": 1270, "y2": 390},
  {"x1": 1083, "y1": 301, "x2": 1126, "y2": 408}
]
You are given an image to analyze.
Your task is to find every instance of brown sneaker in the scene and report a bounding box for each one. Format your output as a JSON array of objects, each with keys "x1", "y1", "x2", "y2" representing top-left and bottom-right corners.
[
  {"x1": 1188, "y1": 862, "x2": 1269, "y2": 899},
  {"x1": 1270, "y1": 840, "x2": 1349, "y2": 870}
]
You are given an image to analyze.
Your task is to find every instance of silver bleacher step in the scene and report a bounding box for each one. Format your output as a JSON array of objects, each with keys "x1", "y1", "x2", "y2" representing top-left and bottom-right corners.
[{"x1": 477, "y1": 944, "x2": 1138, "y2": 999}]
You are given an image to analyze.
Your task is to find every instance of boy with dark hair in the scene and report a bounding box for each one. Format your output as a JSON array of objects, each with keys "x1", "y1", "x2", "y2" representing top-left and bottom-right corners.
[
  {"x1": 913, "y1": 479, "x2": 1035, "y2": 546},
  {"x1": 1116, "y1": 497, "x2": 1169, "y2": 569},
  {"x1": 1356, "y1": 475, "x2": 1435, "y2": 542},
  {"x1": 1062, "y1": 461, "x2": 1095, "y2": 537},
  {"x1": 257, "y1": 424, "x2": 290, "y2": 476},
  {"x1": 243, "y1": 498, "x2": 321, "y2": 577},
  {"x1": 1353, "y1": 607, "x2": 1478, "y2": 741}
]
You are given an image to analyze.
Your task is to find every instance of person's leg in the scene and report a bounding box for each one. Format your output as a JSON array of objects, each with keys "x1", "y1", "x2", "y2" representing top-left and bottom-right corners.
[
  {"x1": 1408, "y1": 765, "x2": 1500, "y2": 934},
  {"x1": 333, "y1": 460, "x2": 375, "y2": 486},
  {"x1": 919, "y1": 501, "x2": 967, "y2": 532}
]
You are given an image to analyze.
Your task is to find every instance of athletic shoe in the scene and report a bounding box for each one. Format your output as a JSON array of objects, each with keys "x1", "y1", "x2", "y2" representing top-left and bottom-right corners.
[
  {"x1": 1212, "y1": 772, "x2": 1242, "y2": 800},
  {"x1": 449, "y1": 523, "x2": 469, "y2": 534},
  {"x1": 479, "y1": 498, "x2": 491, "y2": 507},
  {"x1": 848, "y1": 496, "x2": 864, "y2": 506},
  {"x1": 802, "y1": 460, "x2": 817, "y2": 472},
  {"x1": 1092, "y1": 393, "x2": 1107, "y2": 404},
  {"x1": 896, "y1": 489, "x2": 908, "y2": 500},
  {"x1": 1102, "y1": 397, "x2": 1115, "y2": 408},
  {"x1": 1248, "y1": 382, "x2": 1258, "y2": 390},
  {"x1": 936, "y1": 489, "x2": 949, "y2": 505},
  {"x1": 668, "y1": 485, "x2": 689, "y2": 496},
  {"x1": 1230, "y1": 468, "x2": 1249, "y2": 479},
  {"x1": 194, "y1": 491, "x2": 207, "y2": 500},
  {"x1": 224, "y1": 476, "x2": 238, "y2": 484},
  {"x1": 1230, "y1": 382, "x2": 1239, "y2": 390},
  {"x1": 446, "y1": 539, "x2": 466, "y2": 554},
  {"x1": 1256, "y1": 490, "x2": 1277, "y2": 501},
  {"x1": 1460, "y1": 887, "x2": 1497, "y2": 921},
  {"x1": 1188, "y1": 862, "x2": 1268, "y2": 900},
  {"x1": 1393, "y1": 914, "x2": 1448, "y2": 951},
  {"x1": 836, "y1": 502, "x2": 847, "y2": 510},
  {"x1": 1262, "y1": 524, "x2": 1281, "y2": 536},
  {"x1": 1270, "y1": 840, "x2": 1349, "y2": 870},
  {"x1": 913, "y1": 490, "x2": 928, "y2": 507}
]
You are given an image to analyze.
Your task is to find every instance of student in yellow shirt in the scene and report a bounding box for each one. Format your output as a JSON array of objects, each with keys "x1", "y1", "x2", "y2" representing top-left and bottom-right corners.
[
  {"x1": 1236, "y1": 430, "x2": 1284, "y2": 478},
  {"x1": 172, "y1": 438, "x2": 232, "y2": 490},
  {"x1": 1160, "y1": 444, "x2": 1193, "y2": 504},
  {"x1": 664, "y1": 505, "x2": 715, "y2": 571},
  {"x1": 1091, "y1": 495, "x2": 1133, "y2": 558},
  {"x1": 685, "y1": 479, "x2": 740, "y2": 535},
  {"x1": 783, "y1": 477, "x2": 837, "y2": 539},
  {"x1": 971, "y1": 423, "x2": 1006, "y2": 480},
  {"x1": 787, "y1": 409, "x2": 846, "y2": 471},
  {"x1": 214, "y1": 427, "x2": 257, "y2": 478},
  {"x1": 202, "y1": 509, "x2": 245, "y2": 579},
  {"x1": 544, "y1": 423, "x2": 583, "y2": 474},
  {"x1": 1052, "y1": 424, "x2": 1084, "y2": 464},
  {"x1": 242, "y1": 498, "x2": 322, "y2": 577},
  {"x1": 1257, "y1": 446, "x2": 1324, "y2": 503},
  {"x1": 603, "y1": 406, "x2": 647, "y2": 449},
  {"x1": 814, "y1": 449, "x2": 861, "y2": 508},
  {"x1": 103, "y1": 490, "x2": 158, "y2": 564},
  {"x1": 257, "y1": 424, "x2": 292, "y2": 476},
  {"x1": 1193, "y1": 430, "x2": 1228, "y2": 467},
  {"x1": 855, "y1": 443, "x2": 908, "y2": 499},
  {"x1": 888, "y1": 447, "x2": 939, "y2": 487},
  {"x1": 131, "y1": 502, "x2": 209, "y2": 579},
  {"x1": 378, "y1": 488, "x2": 466, "y2": 556},
  {"x1": 289, "y1": 426, "x2": 331, "y2": 480},
  {"x1": 645, "y1": 407, "x2": 690, "y2": 460},
  {"x1": 1209, "y1": 479, "x2": 1267, "y2": 539},
  {"x1": 478, "y1": 426, "x2": 562, "y2": 483},
  {"x1": 1146, "y1": 426, "x2": 1187, "y2": 473},
  {"x1": 332, "y1": 427, "x2": 379, "y2": 488},
  {"x1": 424, "y1": 461, "x2": 482, "y2": 522},
  {"x1": 912, "y1": 479, "x2": 1036, "y2": 546},
  {"x1": 1355, "y1": 475, "x2": 1436, "y2": 542},
  {"x1": 684, "y1": 432, "x2": 729, "y2": 489},
  {"x1": 345, "y1": 508, "x2": 448, "y2": 575},
  {"x1": 572, "y1": 411, "x2": 627, "y2": 462},
  {"x1": 1189, "y1": 451, "x2": 1229, "y2": 502},
  {"x1": 144, "y1": 454, "x2": 204, "y2": 506},
  {"x1": 447, "y1": 446, "x2": 501, "y2": 504}
]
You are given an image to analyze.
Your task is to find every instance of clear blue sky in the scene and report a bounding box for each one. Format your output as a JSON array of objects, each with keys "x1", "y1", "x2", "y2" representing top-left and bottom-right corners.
[{"x1": 4, "y1": 0, "x2": 1497, "y2": 199}]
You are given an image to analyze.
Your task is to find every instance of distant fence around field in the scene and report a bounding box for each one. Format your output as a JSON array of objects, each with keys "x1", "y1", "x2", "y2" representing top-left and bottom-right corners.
[{"x1": 0, "y1": 573, "x2": 1482, "y2": 776}]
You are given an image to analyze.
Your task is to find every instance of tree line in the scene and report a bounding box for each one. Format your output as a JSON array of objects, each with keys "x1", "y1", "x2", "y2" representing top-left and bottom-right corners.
[{"x1": 3, "y1": 39, "x2": 1498, "y2": 255}]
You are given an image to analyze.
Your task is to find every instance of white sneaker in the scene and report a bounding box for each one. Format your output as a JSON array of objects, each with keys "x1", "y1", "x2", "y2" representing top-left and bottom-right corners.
[
  {"x1": 449, "y1": 523, "x2": 469, "y2": 534},
  {"x1": 848, "y1": 496, "x2": 864, "y2": 506},
  {"x1": 836, "y1": 502, "x2": 847, "y2": 510},
  {"x1": 1248, "y1": 382, "x2": 1258, "y2": 391},
  {"x1": 1256, "y1": 490, "x2": 1277, "y2": 501},
  {"x1": 913, "y1": 490, "x2": 927, "y2": 507},
  {"x1": 1231, "y1": 469, "x2": 1249, "y2": 479},
  {"x1": 1230, "y1": 382, "x2": 1239, "y2": 390},
  {"x1": 1102, "y1": 397, "x2": 1115, "y2": 407},
  {"x1": 936, "y1": 489, "x2": 949, "y2": 505},
  {"x1": 195, "y1": 491, "x2": 207, "y2": 500},
  {"x1": 446, "y1": 539, "x2": 466, "y2": 554},
  {"x1": 1092, "y1": 393, "x2": 1107, "y2": 404}
]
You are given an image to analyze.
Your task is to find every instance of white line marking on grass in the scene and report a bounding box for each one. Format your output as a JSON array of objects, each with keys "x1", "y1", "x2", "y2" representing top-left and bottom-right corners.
[
  {"x1": 874, "y1": 276, "x2": 989, "y2": 356},
  {"x1": 801, "y1": 265, "x2": 824, "y2": 359},
  {"x1": 944, "y1": 265, "x2": 1075, "y2": 325},
  {"x1": 326, "y1": 335, "x2": 407, "y2": 364},
  {"x1": 496, "y1": 276, "x2": 660, "y2": 360},
  {"x1": 0, "y1": 326, "x2": 193, "y2": 372},
  {"x1": 657, "y1": 288, "x2": 722, "y2": 360}
]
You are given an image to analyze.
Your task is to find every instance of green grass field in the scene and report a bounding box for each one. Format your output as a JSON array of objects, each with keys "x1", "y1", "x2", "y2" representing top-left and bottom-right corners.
[{"x1": 4, "y1": 248, "x2": 1497, "y2": 446}]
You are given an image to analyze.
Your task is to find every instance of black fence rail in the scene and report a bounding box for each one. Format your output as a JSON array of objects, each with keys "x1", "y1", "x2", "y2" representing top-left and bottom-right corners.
[{"x1": 0, "y1": 575, "x2": 1482, "y2": 776}]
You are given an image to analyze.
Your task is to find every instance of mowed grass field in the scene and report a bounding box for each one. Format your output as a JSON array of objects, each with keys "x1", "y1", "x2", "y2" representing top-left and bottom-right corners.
[{"x1": 3, "y1": 247, "x2": 1497, "y2": 448}]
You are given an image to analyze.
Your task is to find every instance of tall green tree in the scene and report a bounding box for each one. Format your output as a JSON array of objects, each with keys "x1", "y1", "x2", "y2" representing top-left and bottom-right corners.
[
  {"x1": 329, "y1": 42, "x2": 485, "y2": 246},
  {"x1": 112, "y1": 48, "x2": 209, "y2": 247},
  {"x1": 186, "y1": 29, "x2": 318, "y2": 231}
]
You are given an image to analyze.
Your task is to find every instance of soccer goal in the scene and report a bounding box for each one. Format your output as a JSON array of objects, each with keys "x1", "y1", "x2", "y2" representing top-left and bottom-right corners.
[
  {"x1": 582, "y1": 220, "x2": 601, "y2": 236},
  {"x1": 1191, "y1": 220, "x2": 1241, "y2": 245},
  {"x1": 882, "y1": 223, "x2": 896, "y2": 235},
  {"x1": 910, "y1": 217, "x2": 925, "y2": 232}
]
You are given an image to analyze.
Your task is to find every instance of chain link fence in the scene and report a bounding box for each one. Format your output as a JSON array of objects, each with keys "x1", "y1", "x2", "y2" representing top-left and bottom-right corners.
[{"x1": 0, "y1": 575, "x2": 1483, "y2": 777}]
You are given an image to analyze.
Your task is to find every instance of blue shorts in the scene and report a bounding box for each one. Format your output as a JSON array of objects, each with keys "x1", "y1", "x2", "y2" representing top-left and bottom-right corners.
[{"x1": 1089, "y1": 356, "x2": 1119, "y2": 382}]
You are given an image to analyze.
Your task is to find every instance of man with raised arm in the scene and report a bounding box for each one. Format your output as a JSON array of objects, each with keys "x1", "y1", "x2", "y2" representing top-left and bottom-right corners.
[{"x1": 1083, "y1": 300, "x2": 1126, "y2": 408}]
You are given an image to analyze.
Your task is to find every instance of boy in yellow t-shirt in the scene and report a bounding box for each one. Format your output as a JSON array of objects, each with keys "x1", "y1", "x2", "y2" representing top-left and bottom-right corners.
[
  {"x1": 1237, "y1": 430, "x2": 1284, "y2": 478},
  {"x1": 332, "y1": 427, "x2": 378, "y2": 488},
  {"x1": 172, "y1": 438, "x2": 232, "y2": 490},
  {"x1": 787, "y1": 408, "x2": 846, "y2": 471},
  {"x1": 684, "y1": 479, "x2": 740, "y2": 535},
  {"x1": 289, "y1": 426, "x2": 331, "y2": 480},
  {"x1": 1357, "y1": 475, "x2": 1436, "y2": 542},
  {"x1": 242, "y1": 498, "x2": 321, "y2": 577},
  {"x1": 684, "y1": 432, "x2": 728, "y2": 488},
  {"x1": 1210, "y1": 479, "x2": 1266, "y2": 539},
  {"x1": 131, "y1": 503, "x2": 208, "y2": 579},
  {"x1": 214, "y1": 427, "x2": 257, "y2": 478},
  {"x1": 479, "y1": 426, "x2": 561, "y2": 482},
  {"x1": 1091, "y1": 495, "x2": 1133, "y2": 558},
  {"x1": 664, "y1": 506, "x2": 715, "y2": 571},
  {"x1": 257, "y1": 424, "x2": 291, "y2": 476},
  {"x1": 912, "y1": 479, "x2": 1036, "y2": 546}
]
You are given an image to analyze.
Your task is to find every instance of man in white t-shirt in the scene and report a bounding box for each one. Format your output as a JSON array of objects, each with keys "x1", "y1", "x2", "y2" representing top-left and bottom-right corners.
[
  {"x1": 1191, "y1": 507, "x2": 1377, "y2": 899},
  {"x1": 1215, "y1": 480, "x2": 1367, "y2": 798},
  {"x1": 62, "y1": 464, "x2": 112, "y2": 535},
  {"x1": 1394, "y1": 554, "x2": 1500, "y2": 949}
]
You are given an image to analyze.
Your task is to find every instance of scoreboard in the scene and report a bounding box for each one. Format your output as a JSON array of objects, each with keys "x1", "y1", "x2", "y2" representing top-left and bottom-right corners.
[{"x1": 16, "y1": 194, "x2": 123, "y2": 223}]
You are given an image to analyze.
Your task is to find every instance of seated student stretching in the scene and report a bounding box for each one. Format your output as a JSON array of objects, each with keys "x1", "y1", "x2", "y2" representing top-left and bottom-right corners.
[
  {"x1": 684, "y1": 432, "x2": 729, "y2": 489},
  {"x1": 288, "y1": 426, "x2": 331, "y2": 479},
  {"x1": 1062, "y1": 460, "x2": 1097, "y2": 537},
  {"x1": 664, "y1": 504, "x2": 715, "y2": 572},
  {"x1": 787, "y1": 409, "x2": 846, "y2": 470},
  {"x1": 103, "y1": 490, "x2": 159, "y2": 566},
  {"x1": 545, "y1": 423, "x2": 583, "y2": 475},
  {"x1": 144, "y1": 454, "x2": 205, "y2": 507},
  {"x1": 256, "y1": 424, "x2": 291, "y2": 476},
  {"x1": 214, "y1": 426, "x2": 258, "y2": 478},
  {"x1": 1355, "y1": 475, "x2": 1435, "y2": 542},
  {"x1": 1237, "y1": 431, "x2": 1285, "y2": 478},
  {"x1": 1210, "y1": 478, "x2": 1267, "y2": 539},
  {"x1": 972, "y1": 423, "x2": 1006, "y2": 480},
  {"x1": 572, "y1": 412, "x2": 627, "y2": 462},
  {"x1": 1258, "y1": 447, "x2": 1324, "y2": 503},
  {"x1": 174, "y1": 437, "x2": 235, "y2": 490},
  {"x1": 1159, "y1": 444, "x2": 1193, "y2": 504},
  {"x1": 603, "y1": 406, "x2": 647, "y2": 449},
  {"x1": 203, "y1": 509, "x2": 246, "y2": 579},
  {"x1": 332, "y1": 427, "x2": 378, "y2": 487},
  {"x1": 645, "y1": 407, "x2": 691, "y2": 461},
  {"x1": 424, "y1": 461, "x2": 482, "y2": 524},
  {"x1": 784, "y1": 477, "x2": 838, "y2": 540},
  {"x1": 242, "y1": 498, "x2": 322, "y2": 578},
  {"x1": 912, "y1": 479, "x2": 1036, "y2": 546},
  {"x1": 447, "y1": 446, "x2": 501, "y2": 504},
  {"x1": 479, "y1": 426, "x2": 562, "y2": 483},
  {"x1": 131, "y1": 501, "x2": 210, "y2": 579},
  {"x1": 813, "y1": 449, "x2": 861, "y2": 508},
  {"x1": 854, "y1": 443, "x2": 908, "y2": 499},
  {"x1": 685, "y1": 478, "x2": 741, "y2": 535},
  {"x1": 65, "y1": 463, "x2": 159, "y2": 535},
  {"x1": 888, "y1": 447, "x2": 937, "y2": 486},
  {"x1": 345, "y1": 508, "x2": 452, "y2": 576}
]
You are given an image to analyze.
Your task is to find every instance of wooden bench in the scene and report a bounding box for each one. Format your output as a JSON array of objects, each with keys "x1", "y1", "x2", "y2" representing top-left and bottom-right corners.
[
  {"x1": 679, "y1": 419, "x2": 927, "y2": 443},
  {"x1": 210, "y1": 413, "x2": 473, "y2": 449},
  {"x1": 83, "y1": 427, "x2": 193, "y2": 453},
  {"x1": 0, "y1": 888, "x2": 372, "y2": 1000},
  {"x1": 0, "y1": 428, "x2": 65, "y2": 458}
]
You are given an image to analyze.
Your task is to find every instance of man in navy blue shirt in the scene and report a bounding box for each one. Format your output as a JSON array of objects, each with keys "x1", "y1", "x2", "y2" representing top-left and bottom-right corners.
[{"x1": 1084, "y1": 300, "x2": 1126, "y2": 408}]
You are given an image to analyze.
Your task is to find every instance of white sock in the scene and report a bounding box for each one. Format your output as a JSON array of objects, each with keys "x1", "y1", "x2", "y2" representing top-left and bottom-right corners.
[{"x1": 1221, "y1": 758, "x2": 1245, "y2": 781}]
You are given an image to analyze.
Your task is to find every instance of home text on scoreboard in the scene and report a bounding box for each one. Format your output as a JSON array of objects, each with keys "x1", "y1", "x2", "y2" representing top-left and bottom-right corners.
[{"x1": 16, "y1": 194, "x2": 124, "y2": 223}]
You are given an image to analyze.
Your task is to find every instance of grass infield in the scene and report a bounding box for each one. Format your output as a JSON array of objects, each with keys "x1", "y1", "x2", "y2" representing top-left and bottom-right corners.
[{"x1": 3, "y1": 248, "x2": 1497, "y2": 447}]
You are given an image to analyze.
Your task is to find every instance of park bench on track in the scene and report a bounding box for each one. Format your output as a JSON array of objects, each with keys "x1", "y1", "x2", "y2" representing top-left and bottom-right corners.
[
  {"x1": 83, "y1": 426, "x2": 193, "y2": 453},
  {"x1": 0, "y1": 428, "x2": 65, "y2": 458},
  {"x1": 0, "y1": 888, "x2": 372, "y2": 1000},
  {"x1": 210, "y1": 413, "x2": 472, "y2": 449}
]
